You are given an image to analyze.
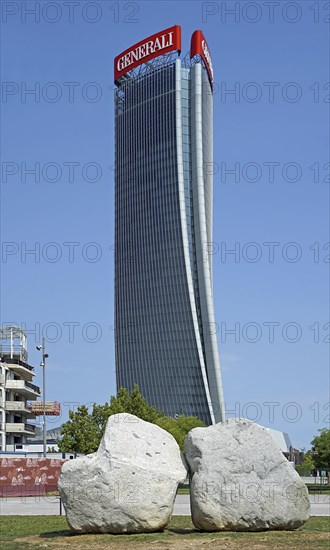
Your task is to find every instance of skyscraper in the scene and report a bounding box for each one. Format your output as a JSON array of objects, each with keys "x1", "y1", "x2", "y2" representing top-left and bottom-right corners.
[{"x1": 114, "y1": 26, "x2": 225, "y2": 425}]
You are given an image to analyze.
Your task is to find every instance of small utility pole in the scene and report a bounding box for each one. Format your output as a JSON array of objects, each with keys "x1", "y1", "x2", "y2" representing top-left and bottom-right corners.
[{"x1": 36, "y1": 338, "x2": 48, "y2": 458}]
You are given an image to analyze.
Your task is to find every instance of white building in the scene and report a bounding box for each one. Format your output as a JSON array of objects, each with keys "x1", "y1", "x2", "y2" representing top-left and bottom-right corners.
[
  {"x1": 0, "y1": 326, "x2": 40, "y2": 451},
  {"x1": 268, "y1": 428, "x2": 293, "y2": 456}
]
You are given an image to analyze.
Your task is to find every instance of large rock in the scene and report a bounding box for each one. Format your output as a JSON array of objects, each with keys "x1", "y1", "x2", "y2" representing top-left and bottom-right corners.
[
  {"x1": 58, "y1": 413, "x2": 187, "y2": 533},
  {"x1": 184, "y1": 419, "x2": 310, "y2": 531}
]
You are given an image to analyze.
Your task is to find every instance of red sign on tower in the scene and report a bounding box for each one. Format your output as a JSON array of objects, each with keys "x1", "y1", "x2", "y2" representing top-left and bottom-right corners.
[
  {"x1": 190, "y1": 30, "x2": 214, "y2": 89},
  {"x1": 114, "y1": 25, "x2": 181, "y2": 82}
]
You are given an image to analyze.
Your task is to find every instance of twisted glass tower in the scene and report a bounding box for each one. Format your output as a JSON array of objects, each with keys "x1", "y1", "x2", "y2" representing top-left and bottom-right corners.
[{"x1": 114, "y1": 28, "x2": 225, "y2": 424}]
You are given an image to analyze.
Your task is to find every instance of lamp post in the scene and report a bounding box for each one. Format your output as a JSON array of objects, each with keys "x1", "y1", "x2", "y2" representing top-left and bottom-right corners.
[{"x1": 36, "y1": 338, "x2": 48, "y2": 458}]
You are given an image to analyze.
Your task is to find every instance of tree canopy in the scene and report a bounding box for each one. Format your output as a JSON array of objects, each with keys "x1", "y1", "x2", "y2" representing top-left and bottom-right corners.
[
  {"x1": 58, "y1": 385, "x2": 205, "y2": 454},
  {"x1": 295, "y1": 452, "x2": 315, "y2": 476},
  {"x1": 311, "y1": 428, "x2": 330, "y2": 469}
]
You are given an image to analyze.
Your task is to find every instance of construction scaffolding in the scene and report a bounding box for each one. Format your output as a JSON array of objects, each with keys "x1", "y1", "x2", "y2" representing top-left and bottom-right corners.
[{"x1": 28, "y1": 401, "x2": 61, "y2": 416}]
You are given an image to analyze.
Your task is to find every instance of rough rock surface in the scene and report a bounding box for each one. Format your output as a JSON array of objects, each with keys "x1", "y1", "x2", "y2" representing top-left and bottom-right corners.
[
  {"x1": 58, "y1": 413, "x2": 187, "y2": 533},
  {"x1": 184, "y1": 419, "x2": 310, "y2": 531}
]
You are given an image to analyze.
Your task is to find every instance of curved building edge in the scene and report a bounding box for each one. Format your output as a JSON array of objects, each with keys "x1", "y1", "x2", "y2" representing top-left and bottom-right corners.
[{"x1": 190, "y1": 62, "x2": 225, "y2": 423}]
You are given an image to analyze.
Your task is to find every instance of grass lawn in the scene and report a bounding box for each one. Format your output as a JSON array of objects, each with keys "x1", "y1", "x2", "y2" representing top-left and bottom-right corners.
[
  {"x1": 177, "y1": 487, "x2": 190, "y2": 495},
  {"x1": 0, "y1": 516, "x2": 329, "y2": 550}
]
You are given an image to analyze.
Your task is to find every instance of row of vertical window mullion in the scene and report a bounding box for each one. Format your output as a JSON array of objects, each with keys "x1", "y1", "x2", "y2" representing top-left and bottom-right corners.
[
  {"x1": 123, "y1": 88, "x2": 127, "y2": 384},
  {"x1": 143, "y1": 69, "x2": 149, "y2": 397},
  {"x1": 182, "y1": 73, "x2": 198, "y2": 416},
  {"x1": 118, "y1": 90, "x2": 123, "y2": 380}
]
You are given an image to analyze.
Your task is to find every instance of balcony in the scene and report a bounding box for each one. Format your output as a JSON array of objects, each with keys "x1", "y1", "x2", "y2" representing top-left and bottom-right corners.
[
  {"x1": 4, "y1": 401, "x2": 34, "y2": 415},
  {"x1": 5, "y1": 422, "x2": 36, "y2": 435},
  {"x1": 2, "y1": 356, "x2": 35, "y2": 381},
  {"x1": 5, "y1": 380, "x2": 41, "y2": 398}
]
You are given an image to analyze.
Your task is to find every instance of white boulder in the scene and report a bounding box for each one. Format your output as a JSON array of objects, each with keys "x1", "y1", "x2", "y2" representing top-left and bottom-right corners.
[
  {"x1": 58, "y1": 413, "x2": 187, "y2": 533},
  {"x1": 184, "y1": 418, "x2": 310, "y2": 531}
]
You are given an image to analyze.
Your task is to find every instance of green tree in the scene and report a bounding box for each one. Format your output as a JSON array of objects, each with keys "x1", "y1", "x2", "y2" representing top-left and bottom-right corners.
[
  {"x1": 58, "y1": 405, "x2": 103, "y2": 454},
  {"x1": 295, "y1": 452, "x2": 315, "y2": 476},
  {"x1": 89, "y1": 386, "x2": 163, "y2": 439},
  {"x1": 156, "y1": 414, "x2": 205, "y2": 450},
  {"x1": 57, "y1": 386, "x2": 205, "y2": 453},
  {"x1": 311, "y1": 428, "x2": 330, "y2": 469},
  {"x1": 107, "y1": 386, "x2": 163, "y2": 423}
]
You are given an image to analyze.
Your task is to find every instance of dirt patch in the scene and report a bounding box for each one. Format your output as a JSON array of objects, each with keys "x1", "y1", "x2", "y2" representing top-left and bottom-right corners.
[{"x1": 15, "y1": 532, "x2": 330, "y2": 550}]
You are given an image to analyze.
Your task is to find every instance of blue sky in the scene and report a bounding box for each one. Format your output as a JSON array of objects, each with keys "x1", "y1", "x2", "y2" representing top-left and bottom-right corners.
[{"x1": 1, "y1": 1, "x2": 329, "y2": 450}]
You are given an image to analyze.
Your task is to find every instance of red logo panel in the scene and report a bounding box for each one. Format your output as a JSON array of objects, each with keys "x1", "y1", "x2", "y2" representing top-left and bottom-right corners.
[
  {"x1": 114, "y1": 25, "x2": 181, "y2": 82},
  {"x1": 190, "y1": 30, "x2": 214, "y2": 90}
]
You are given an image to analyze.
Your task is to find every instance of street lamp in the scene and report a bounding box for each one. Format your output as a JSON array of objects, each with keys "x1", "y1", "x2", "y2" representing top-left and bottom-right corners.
[{"x1": 36, "y1": 338, "x2": 48, "y2": 458}]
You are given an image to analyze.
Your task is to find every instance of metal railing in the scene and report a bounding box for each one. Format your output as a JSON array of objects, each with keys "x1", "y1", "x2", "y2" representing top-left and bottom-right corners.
[
  {"x1": 25, "y1": 381, "x2": 41, "y2": 393},
  {"x1": 0, "y1": 354, "x2": 34, "y2": 372},
  {"x1": 24, "y1": 423, "x2": 36, "y2": 433}
]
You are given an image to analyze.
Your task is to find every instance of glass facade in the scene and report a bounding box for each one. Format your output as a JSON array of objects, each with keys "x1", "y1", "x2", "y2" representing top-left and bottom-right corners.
[{"x1": 115, "y1": 58, "x2": 225, "y2": 425}]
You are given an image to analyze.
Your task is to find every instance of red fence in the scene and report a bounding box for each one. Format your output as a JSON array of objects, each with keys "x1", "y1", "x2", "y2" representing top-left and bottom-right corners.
[{"x1": 0, "y1": 457, "x2": 65, "y2": 497}]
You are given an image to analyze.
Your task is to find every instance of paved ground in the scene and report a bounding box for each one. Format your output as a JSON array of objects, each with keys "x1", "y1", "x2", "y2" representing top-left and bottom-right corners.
[{"x1": 0, "y1": 494, "x2": 329, "y2": 516}]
